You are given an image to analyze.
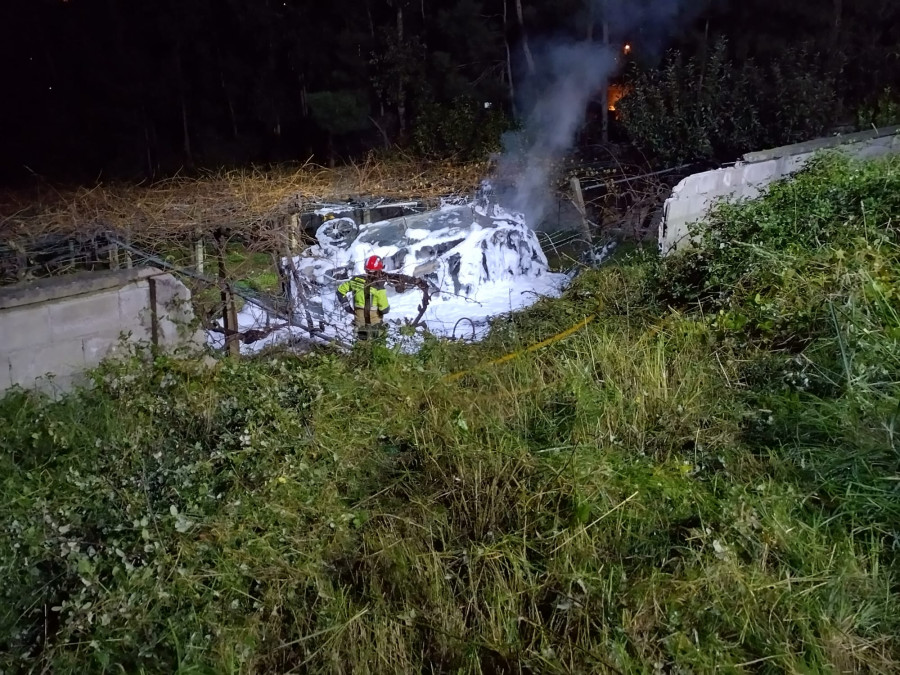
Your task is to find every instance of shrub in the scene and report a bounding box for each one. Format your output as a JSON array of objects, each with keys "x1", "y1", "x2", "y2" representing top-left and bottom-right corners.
[
  {"x1": 412, "y1": 96, "x2": 510, "y2": 160},
  {"x1": 619, "y1": 40, "x2": 838, "y2": 164},
  {"x1": 858, "y1": 87, "x2": 900, "y2": 129},
  {"x1": 655, "y1": 153, "x2": 900, "y2": 544}
]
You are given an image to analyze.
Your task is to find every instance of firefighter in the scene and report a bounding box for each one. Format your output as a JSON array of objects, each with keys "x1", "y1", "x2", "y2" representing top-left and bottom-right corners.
[{"x1": 337, "y1": 255, "x2": 390, "y2": 341}]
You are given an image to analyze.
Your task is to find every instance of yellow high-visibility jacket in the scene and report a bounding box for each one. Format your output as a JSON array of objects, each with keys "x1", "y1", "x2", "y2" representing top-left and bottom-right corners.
[{"x1": 337, "y1": 275, "x2": 389, "y2": 316}]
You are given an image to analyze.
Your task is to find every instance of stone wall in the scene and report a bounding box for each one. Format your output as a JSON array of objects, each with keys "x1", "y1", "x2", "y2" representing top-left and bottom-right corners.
[
  {"x1": 659, "y1": 126, "x2": 900, "y2": 255},
  {"x1": 0, "y1": 268, "x2": 203, "y2": 396}
]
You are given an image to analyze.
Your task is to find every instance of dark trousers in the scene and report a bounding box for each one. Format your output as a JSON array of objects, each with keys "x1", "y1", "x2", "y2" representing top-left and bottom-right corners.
[{"x1": 354, "y1": 308, "x2": 385, "y2": 341}]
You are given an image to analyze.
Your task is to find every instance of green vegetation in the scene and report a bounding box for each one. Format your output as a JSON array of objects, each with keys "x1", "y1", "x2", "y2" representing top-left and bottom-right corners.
[
  {"x1": 224, "y1": 246, "x2": 280, "y2": 295},
  {"x1": 619, "y1": 40, "x2": 838, "y2": 164},
  {"x1": 858, "y1": 87, "x2": 900, "y2": 130},
  {"x1": 2, "y1": 155, "x2": 899, "y2": 672},
  {"x1": 191, "y1": 245, "x2": 281, "y2": 319},
  {"x1": 413, "y1": 97, "x2": 510, "y2": 161}
]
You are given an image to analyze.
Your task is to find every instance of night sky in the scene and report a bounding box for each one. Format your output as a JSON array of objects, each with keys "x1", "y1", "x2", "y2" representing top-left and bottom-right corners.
[{"x1": 1, "y1": 0, "x2": 897, "y2": 184}]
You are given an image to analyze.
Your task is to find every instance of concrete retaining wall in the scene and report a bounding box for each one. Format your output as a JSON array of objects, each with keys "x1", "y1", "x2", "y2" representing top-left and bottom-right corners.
[
  {"x1": 0, "y1": 268, "x2": 203, "y2": 396},
  {"x1": 659, "y1": 126, "x2": 900, "y2": 255}
]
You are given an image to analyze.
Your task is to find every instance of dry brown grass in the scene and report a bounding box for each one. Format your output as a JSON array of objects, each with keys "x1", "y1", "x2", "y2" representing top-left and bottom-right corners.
[{"x1": 0, "y1": 156, "x2": 489, "y2": 247}]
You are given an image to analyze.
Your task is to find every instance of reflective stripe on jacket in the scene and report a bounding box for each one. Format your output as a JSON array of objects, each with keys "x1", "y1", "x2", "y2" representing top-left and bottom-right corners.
[{"x1": 337, "y1": 275, "x2": 389, "y2": 314}]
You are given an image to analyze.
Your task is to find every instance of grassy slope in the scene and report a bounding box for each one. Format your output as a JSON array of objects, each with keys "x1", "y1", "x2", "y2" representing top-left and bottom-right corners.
[{"x1": 1, "y1": 155, "x2": 898, "y2": 673}]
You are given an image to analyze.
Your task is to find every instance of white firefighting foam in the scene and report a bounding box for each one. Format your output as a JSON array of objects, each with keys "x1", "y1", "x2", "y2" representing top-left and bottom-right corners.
[{"x1": 210, "y1": 201, "x2": 570, "y2": 353}]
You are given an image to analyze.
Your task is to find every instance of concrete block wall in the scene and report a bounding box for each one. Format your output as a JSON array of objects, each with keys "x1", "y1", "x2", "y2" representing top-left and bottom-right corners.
[
  {"x1": 0, "y1": 268, "x2": 204, "y2": 396},
  {"x1": 659, "y1": 126, "x2": 900, "y2": 255}
]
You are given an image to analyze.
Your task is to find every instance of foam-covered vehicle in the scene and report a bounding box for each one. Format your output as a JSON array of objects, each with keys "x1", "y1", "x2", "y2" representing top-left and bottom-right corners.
[{"x1": 290, "y1": 201, "x2": 569, "y2": 340}]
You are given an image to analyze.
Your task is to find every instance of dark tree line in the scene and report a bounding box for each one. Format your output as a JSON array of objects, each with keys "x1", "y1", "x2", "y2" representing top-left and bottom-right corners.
[
  {"x1": 1, "y1": 0, "x2": 898, "y2": 183},
  {"x1": 620, "y1": 0, "x2": 900, "y2": 164}
]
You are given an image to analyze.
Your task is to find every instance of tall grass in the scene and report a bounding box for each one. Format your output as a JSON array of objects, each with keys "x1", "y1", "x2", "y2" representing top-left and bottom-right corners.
[{"x1": 1, "y1": 155, "x2": 899, "y2": 672}]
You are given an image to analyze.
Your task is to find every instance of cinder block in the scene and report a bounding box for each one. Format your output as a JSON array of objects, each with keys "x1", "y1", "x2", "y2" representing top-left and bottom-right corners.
[
  {"x1": 704, "y1": 184, "x2": 737, "y2": 204},
  {"x1": 82, "y1": 336, "x2": 123, "y2": 366},
  {"x1": 664, "y1": 198, "x2": 698, "y2": 226},
  {"x1": 117, "y1": 291, "x2": 153, "y2": 344},
  {"x1": 744, "y1": 159, "x2": 779, "y2": 185},
  {"x1": 158, "y1": 275, "x2": 192, "y2": 316},
  {"x1": 8, "y1": 340, "x2": 85, "y2": 388},
  {"x1": 692, "y1": 170, "x2": 722, "y2": 196},
  {"x1": 149, "y1": 275, "x2": 200, "y2": 348},
  {"x1": 784, "y1": 153, "x2": 810, "y2": 174},
  {"x1": 35, "y1": 372, "x2": 89, "y2": 399},
  {"x1": 856, "y1": 146, "x2": 890, "y2": 160},
  {"x1": 661, "y1": 227, "x2": 695, "y2": 255},
  {"x1": 0, "y1": 305, "x2": 52, "y2": 351},
  {"x1": 774, "y1": 156, "x2": 790, "y2": 176},
  {"x1": 670, "y1": 177, "x2": 691, "y2": 196},
  {"x1": 740, "y1": 185, "x2": 763, "y2": 200},
  {"x1": 661, "y1": 221, "x2": 693, "y2": 252},
  {"x1": 47, "y1": 290, "x2": 121, "y2": 340},
  {"x1": 118, "y1": 282, "x2": 152, "y2": 329},
  {"x1": 720, "y1": 167, "x2": 743, "y2": 189},
  {"x1": 0, "y1": 357, "x2": 12, "y2": 392}
]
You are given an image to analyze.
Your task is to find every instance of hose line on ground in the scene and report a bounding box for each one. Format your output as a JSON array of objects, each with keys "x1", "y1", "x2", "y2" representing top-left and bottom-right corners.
[{"x1": 444, "y1": 312, "x2": 597, "y2": 382}]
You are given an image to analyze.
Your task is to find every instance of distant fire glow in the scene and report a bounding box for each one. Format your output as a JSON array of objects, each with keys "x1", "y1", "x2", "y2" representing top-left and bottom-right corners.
[
  {"x1": 623, "y1": 44, "x2": 632, "y2": 55},
  {"x1": 608, "y1": 84, "x2": 630, "y2": 112}
]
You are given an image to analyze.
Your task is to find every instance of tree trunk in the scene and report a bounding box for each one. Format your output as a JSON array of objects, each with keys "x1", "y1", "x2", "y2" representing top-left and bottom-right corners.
[
  {"x1": 832, "y1": 0, "x2": 843, "y2": 45},
  {"x1": 515, "y1": 0, "x2": 535, "y2": 75},
  {"x1": 697, "y1": 18, "x2": 710, "y2": 93},
  {"x1": 282, "y1": 239, "x2": 316, "y2": 338},
  {"x1": 396, "y1": 3, "x2": 407, "y2": 136},
  {"x1": 299, "y1": 78, "x2": 309, "y2": 117},
  {"x1": 215, "y1": 231, "x2": 240, "y2": 357},
  {"x1": 600, "y1": 0, "x2": 610, "y2": 144},
  {"x1": 142, "y1": 111, "x2": 155, "y2": 179},
  {"x1": 503, "y1": 0, "x2": 517, "y2": 119},
  {"x1": 181, "y1": 96, "x2": 193, "y2": 165},
  {"x1": 219, "y1": 59, "x2": 239, "y2": 139},
  {"x1": 366, "y1": 0, "x2": 376, "y2": 39},
  {"x1": 369, "y1": 116, "x2": 392, "y2": 149},
  {"x1": 585, "y1": 0, "x2": 593, "y2": 42},
  {"x1": 175, "y1": 50, "x2": 193, "y2": 166}
]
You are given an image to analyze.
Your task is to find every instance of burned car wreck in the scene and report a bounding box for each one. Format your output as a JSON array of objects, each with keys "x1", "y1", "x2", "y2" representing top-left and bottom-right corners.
[{"x1": 284, "y1": 201, "x2": 569, "y2": 341}]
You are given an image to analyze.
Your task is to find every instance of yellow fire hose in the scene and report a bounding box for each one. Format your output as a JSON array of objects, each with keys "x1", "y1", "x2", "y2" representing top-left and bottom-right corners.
[{"x1": 444, "y1": 313, "x2": 597, "y2": 382}]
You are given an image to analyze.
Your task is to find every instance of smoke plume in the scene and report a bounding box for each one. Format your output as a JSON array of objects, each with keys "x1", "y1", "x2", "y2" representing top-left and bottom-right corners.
[{"x1": 493, "y1": 0, "x2": 692, "y2": 227}]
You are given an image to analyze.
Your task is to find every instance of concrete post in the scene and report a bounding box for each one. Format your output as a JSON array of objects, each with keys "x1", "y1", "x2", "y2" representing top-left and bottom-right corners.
[
  {"x1": 108, "y1": 242, "x2": 120, "y2": 270},
  {"x1": 569, "y1": 176, "x2": 593, "y2": 248},
  {"x1": 193, "y1": 235, "x2": 205, "y2": 274},
  {"x1": 215, "y1": 231, "x2": 240, "y2": 357},
  {"x1": 289, "y1": 213, "x2": 300, "y2": 252}
]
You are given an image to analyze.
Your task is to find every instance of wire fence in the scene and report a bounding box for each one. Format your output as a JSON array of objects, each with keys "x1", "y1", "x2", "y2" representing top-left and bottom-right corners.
[{"x1": 0, "y1": 159, "x2": 691, "y2": 354}]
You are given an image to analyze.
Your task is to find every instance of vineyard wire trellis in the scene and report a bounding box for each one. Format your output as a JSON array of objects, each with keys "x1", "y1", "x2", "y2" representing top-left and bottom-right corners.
[{"x1": 0, "y1": 157, "x2": 700, "y2": 354}]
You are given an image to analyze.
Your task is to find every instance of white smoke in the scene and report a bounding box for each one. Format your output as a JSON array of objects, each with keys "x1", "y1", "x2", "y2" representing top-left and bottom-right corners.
[
  {"x1": 494, "y1": 41, "x2": 615, "y2": 226},
  {"x1": 493, "y1": 0, "x2": 693, "y2": 227}
]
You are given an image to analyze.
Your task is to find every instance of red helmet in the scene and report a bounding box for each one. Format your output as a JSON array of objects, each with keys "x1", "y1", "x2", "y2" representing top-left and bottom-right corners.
[{"x1": 364, "y1": 255, "x2": 385, "y2": 272}]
